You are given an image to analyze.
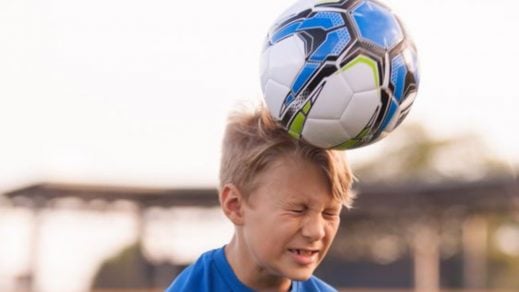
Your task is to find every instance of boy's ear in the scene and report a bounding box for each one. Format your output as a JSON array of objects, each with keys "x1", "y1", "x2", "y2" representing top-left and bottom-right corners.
[{"x1": 219, "y1": 183, "x2": 245, "y2": 226}]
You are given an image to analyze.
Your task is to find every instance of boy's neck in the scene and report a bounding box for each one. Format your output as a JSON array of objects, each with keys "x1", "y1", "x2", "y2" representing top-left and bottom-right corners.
[{"x1": 225, "y1": 236, "x2": 292, "y2": 291}]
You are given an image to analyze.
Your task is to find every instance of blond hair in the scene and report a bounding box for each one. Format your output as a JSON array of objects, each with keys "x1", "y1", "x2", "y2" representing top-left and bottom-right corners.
[{"x1": 219, "y1": 105, "x2": 355, "y2": 208}]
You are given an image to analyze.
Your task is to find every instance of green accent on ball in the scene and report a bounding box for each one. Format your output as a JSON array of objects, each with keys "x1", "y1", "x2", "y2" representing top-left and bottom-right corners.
[
  {"x1": 288, "y1": 112, "x2": 306, "y2": 139},
  {"x1": 358, "y1": 127, "x2": 371, "y2": 139},
  {"x1": 340, "y1": 55, "x2": 380, "y2": 88},
  {"x1": 335, "y1": 139, "x2": 358, "y2": 150},
  {"x1": 302, "y1": 100, "x2": 312, "y2": 114},
  {"x1": 334, "y1": 127, "x2": 372, "y2": 149}
]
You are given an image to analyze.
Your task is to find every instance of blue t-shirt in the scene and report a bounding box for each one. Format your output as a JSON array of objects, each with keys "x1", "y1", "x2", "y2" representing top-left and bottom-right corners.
[{"x1": 166, "y1": 247, "x2": 336, "y2": 292}]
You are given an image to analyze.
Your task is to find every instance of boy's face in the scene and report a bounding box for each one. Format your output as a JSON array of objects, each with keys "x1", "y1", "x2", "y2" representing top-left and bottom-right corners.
[{"x1": 239, "y1": 155, "x2": 342, "y2": 282}]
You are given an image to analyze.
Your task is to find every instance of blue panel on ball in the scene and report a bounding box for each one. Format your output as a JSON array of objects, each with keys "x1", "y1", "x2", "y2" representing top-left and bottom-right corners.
[
  {"x1": 391, "y1": 54, "x2": 407, "y2": 102},
  {"x1": 288, "y1": 62, "x2": 320, "y2": 103},
  {"x1": 379, "y1": 99, "x2": 399, "y2": 132},
  {"x1": 352, "y1": 1, "x2": 403, "y2": 49},
  {"x1": 271, "y1": 21, "x2": 303, "y2": 44},
  {"x1": 285, "y1": 93, "x2": 295, "y2": 105},
  {"x1": 309, "y1": 27, "x2": 351, "y2": 62},
  {"x1": 297, "y1": 11, "x2": 344, "y2": 31}
]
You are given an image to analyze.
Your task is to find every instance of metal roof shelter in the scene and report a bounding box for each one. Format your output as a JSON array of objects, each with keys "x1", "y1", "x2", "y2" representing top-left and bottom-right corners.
[
  {"x1": 351, "y1": 178, "x2": 519, "y2": 216},
  {"x1": 4, "y1": 183, "x2": 219, "y2": 208},
  {"x1": 5, "y1": 177, "x2": 519, "y2": 213}
]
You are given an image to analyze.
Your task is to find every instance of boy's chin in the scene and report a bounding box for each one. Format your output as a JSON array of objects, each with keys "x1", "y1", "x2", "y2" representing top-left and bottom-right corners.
[
  {"x1": 291, "y1": 275, "x2": 312, "y2": 281},
  {"x1": 284, "y1": 268, "x2": 315, "y2": 282}
]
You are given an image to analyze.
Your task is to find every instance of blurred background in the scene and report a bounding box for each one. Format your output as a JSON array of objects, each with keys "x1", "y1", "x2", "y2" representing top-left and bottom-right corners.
[{"x1": 1, "y1": 0, "x2": 518, "y2": 291}]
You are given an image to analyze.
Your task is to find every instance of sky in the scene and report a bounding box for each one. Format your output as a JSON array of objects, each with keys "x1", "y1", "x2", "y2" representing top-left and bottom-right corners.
[{"x1": 1, "y1": 0, "x2": 519, "y2": 193}]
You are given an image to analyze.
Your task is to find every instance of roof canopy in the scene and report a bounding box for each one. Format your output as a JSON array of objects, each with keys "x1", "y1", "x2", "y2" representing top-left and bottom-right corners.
[{"x1": 4, "y1": 178, "x2": 518, "y2": 216}]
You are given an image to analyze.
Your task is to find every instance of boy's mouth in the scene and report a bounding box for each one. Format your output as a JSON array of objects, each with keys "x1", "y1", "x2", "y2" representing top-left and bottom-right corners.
[
  {"x1": 288, "y1": 248, "x2": 320, "y2": 265},
  {"x1": 288, "y1": 248, "x2": 318, "y2": 257}
]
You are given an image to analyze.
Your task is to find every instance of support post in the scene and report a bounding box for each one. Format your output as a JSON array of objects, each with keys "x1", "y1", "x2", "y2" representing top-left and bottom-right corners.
[
  {"x1": 412, "y1": 221, "x2": 440, "y2": 292},
  {"x1": 462, "y1": 216, "x2": 487, "y2": 289}
]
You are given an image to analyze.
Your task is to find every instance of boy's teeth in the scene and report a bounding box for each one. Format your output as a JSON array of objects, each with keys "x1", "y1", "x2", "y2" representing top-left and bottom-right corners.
[{"x1": 293, "y1": 249, "x2": 313, "y2": 256}]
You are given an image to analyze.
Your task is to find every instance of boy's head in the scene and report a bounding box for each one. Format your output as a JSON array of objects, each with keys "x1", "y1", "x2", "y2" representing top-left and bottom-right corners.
[
  {"x1": 218, "y1": 105, "x2": 355, "y2": 287},
  {"x1": 219, "y1": 105, "x2": 354, "y2": 208}
]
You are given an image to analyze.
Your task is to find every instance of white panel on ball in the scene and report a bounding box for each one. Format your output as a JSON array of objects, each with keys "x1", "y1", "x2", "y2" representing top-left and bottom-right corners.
[
  {"x1": 341, "y1": 59, "x2": 379, "y2": 93},
  {"x1": 340, "y1": 89, "x2": 380, "y2": 136},
  {"x1": 307, "y1": 72, "x2": 354, "y2": 120},
  {"x1": 264, "y1": 79, "x2": 291, "y2": 120},
  {"x1": 302, "y1": 118, "x2": 350, "y2": 149},
  {"x1": 400, "y1": 91, "x2": 417, "y2": 112},
  {"x1": 267, "y1": 35, "x2": 306, "y2": 88}
]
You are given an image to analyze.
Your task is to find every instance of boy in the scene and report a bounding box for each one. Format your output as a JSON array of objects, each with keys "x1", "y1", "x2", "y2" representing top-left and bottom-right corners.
[{"x1": 166, "y1": 106, "x2": 355, "y2": 291}]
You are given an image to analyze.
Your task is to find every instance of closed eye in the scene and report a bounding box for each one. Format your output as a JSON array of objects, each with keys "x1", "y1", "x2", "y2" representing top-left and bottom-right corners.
[
  {"x1": 288, "y1": 205, "x2": 307, "y2": 214},
  {"x1": 323, "y1": 209, "x2": 340, "y2": 218}
]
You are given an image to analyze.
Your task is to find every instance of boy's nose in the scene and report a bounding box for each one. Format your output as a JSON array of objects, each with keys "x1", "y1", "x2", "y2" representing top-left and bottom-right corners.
[{"x1": 301, "y1": 213, "x2": 326, "y2": 241}]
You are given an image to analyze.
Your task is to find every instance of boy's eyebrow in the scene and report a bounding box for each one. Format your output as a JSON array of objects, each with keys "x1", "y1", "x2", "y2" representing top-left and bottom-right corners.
[
  {"x1": 282, "y1": 195, "x2": 340, "y2": 208},
  {"x1": 325, "y1": 204, "x2": 342, "y2": 212},
  {"x1": 278, "y1": 196, "x2": 310, "y2": 208},
  {"x1": 283, "y1": 200, "x2": 306, "y2": 207}
]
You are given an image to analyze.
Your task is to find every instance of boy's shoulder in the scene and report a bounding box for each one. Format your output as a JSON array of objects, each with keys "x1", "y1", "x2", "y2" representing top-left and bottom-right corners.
[
  {"x1": 293, "y1": 275, "x2": 337, "y2": 292},
  {"x1": 165, "y1": 247, "x2": 253, "y2": 292},
  {"x1": 166, "y1": 249, "x2": 212, "y2": 290}
]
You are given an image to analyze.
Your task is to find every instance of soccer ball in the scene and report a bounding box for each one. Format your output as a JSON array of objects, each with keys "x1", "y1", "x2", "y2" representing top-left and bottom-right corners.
[{"x1": 260, "y1": 0, "x2": 420, "y2": 149}]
